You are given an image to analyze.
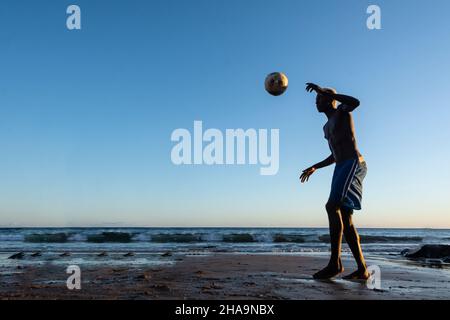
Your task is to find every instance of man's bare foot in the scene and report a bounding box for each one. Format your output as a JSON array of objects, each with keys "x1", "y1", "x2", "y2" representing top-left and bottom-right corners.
[
  {"x1": 313, "y1": 259, "x2": 344, "y2": 280},
  {"x1": 343, "y1": 268, "x2": 370, "y2": 280}
]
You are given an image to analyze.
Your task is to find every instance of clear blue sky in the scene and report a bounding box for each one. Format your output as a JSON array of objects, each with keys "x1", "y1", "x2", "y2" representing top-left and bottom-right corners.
[{"x1": 0, "y1": 0, "x2": 449, "y2": 227}]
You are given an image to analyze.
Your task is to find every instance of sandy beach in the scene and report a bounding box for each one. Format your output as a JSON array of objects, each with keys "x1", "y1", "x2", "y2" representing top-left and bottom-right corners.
[{"x1": 1, "y1": 253, "x2": 449, "y2": 300}]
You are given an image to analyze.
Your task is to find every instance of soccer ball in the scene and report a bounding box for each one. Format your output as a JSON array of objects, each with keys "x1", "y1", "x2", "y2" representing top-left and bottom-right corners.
[{"x1": 265, "y1": 72, "x2": 288, "y2": 96}]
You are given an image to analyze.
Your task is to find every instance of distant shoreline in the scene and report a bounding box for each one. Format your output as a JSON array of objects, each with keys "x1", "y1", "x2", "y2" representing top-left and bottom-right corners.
[{"x1": 1, "y1": 226, "x2": 449, "y2": 230}]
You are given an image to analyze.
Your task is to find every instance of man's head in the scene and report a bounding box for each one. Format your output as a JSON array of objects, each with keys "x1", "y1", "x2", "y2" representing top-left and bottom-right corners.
[{"x1": 316, "y1": 87, "x2": 337, "y2": 113}]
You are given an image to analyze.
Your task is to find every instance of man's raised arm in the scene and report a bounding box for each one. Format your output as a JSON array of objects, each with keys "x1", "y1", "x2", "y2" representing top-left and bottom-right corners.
[
  {"x1": 334, "y1": 93, "x2": 360, "y2": 112},
  {"x1": 306, "y1": 83, "x2": 360, "y2": 112}
]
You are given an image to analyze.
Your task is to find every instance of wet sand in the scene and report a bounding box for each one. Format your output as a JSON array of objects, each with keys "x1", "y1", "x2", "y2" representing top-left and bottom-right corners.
[{"x1": 1, "y1": 253, "x2": 449, "y2": 300}]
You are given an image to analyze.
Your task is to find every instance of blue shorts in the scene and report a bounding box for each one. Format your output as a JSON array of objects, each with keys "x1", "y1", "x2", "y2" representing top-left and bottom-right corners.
[{"x1": 329, "y1": 158, "x2": 367, "y2": 211}]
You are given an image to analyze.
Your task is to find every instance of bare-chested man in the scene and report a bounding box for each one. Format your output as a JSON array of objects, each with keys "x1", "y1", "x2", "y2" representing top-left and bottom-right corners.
[{"x1": 300, "y1": 82, "x2": 369, "y2": 280}]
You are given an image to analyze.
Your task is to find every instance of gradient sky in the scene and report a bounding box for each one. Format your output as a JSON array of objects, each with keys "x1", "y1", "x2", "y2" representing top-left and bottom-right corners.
[{"x1": 0, "y1": 0, "x2": 449, "y2": 228}]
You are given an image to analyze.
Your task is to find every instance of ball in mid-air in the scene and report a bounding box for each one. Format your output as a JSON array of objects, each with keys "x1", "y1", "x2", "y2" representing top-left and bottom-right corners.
[{"x1": 265, "y1": 72, "x2": 288, "y2": 96}]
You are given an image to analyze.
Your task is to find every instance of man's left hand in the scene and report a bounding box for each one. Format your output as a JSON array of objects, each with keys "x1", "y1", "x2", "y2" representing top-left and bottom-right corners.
[{"x1": 305, "y1": 83, "x2": 323, "y2": 94}]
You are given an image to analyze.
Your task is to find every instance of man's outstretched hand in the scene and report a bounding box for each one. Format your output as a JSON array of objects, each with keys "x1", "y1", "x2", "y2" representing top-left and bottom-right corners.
[
  {"x1": 305, "y1": 83, "x2": 323, "y2": 94},
  {"x1": 300, "y1": 167, "x2": 316, "y2": 183}
]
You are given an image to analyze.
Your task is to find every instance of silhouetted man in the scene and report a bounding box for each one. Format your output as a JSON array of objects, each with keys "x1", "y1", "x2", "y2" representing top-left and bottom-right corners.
[{"x1": 300, "y1": 83, "x2": 369, "y2": 280}]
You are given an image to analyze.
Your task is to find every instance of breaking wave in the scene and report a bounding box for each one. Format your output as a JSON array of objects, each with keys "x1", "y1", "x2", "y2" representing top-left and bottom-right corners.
[{"x1": 13, "y1": 230, "x2": 427, "y2": 244}]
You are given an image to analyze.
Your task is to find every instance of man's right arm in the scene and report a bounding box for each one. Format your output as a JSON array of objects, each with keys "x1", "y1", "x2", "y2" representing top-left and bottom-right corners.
[
  {"x1": 300, "y1": 154, "x2": 335, "y2": 183},
  {"x1": 312, "y1": 154, "x2": 335, "y2": 170}
]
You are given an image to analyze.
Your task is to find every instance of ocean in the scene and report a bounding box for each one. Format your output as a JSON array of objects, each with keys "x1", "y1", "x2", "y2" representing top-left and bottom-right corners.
[{"x1": 1, "y1": 227, "x2": 450, "y2": 271}]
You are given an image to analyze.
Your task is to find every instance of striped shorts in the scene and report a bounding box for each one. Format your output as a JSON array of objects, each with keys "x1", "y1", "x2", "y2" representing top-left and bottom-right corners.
[{"x1": 329, "y1": 158, "x2": 367, "y2": 211}]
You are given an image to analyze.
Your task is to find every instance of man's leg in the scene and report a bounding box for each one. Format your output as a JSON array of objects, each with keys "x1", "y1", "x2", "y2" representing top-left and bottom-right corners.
[
  {"x1": 341, "y1": 207, "x2": 369, "y2": 280},
  {"x1": 313, "y1": 201, "x2": 344, "y2": 279}
]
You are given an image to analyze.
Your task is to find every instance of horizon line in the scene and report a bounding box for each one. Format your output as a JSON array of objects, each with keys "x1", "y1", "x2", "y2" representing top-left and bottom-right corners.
[{"x1": 0, "y1": 225, "x2": 449, "y2": 230}]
